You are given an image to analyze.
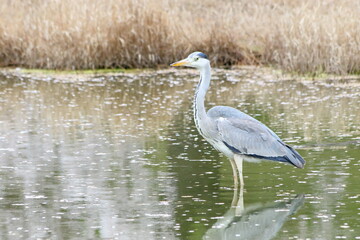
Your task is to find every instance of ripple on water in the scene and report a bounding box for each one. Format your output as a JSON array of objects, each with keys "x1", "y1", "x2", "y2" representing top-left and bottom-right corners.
[{"x1": 0, "y1": 70, "x2": 359, "y2": 239}]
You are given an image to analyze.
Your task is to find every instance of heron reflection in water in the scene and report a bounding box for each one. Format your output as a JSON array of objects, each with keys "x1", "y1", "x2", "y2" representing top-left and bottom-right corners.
[
  {"x1": 203, "y1": 194, "x2": 305, "y2": 240},
  {"x1": 171, "y1": 52, "x2": 305, "y2": 188}
]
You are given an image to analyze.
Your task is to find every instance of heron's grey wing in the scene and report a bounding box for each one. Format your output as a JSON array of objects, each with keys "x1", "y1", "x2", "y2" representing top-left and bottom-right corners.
[{"x1": 215, "y1": 116, "x2": 305, "y2": 168}]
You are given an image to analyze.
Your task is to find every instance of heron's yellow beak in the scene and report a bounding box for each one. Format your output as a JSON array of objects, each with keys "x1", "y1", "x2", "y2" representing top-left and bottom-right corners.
[{"x1": 170, "y1": 59, "x2": 189, "y2": 67}]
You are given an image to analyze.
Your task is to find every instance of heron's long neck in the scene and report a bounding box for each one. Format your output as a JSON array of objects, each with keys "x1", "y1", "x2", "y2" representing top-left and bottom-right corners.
[{"x1": 194, "y1": 65, "x2": 211, "y2": 125}]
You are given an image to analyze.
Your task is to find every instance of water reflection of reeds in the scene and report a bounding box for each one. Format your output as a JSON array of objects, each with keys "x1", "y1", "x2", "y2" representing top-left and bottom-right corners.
[{"x1": 3, "y1": 70, "x2": 359, "y2": 143}]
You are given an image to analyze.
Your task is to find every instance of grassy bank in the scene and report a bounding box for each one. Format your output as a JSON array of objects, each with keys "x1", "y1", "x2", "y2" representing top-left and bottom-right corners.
[{"x1": 1, "y1": 0, "x2": 360, "y2": 74}]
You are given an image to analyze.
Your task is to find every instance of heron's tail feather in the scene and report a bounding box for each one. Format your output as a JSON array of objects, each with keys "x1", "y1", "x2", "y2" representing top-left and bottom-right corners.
[{"x1": 284, "y1": 145, "x2": 305, "y2": 168}]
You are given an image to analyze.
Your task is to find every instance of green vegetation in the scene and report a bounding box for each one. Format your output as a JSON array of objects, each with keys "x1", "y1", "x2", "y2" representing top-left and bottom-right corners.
[{"x1": 1, "y1": 0, "x2": 360, "y2": 74}]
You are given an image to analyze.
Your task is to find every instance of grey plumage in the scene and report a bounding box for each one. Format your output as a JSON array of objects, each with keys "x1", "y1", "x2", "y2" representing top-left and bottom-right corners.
[{"x1": 208, "y1": 106, "x2": 305, "y2": 168}]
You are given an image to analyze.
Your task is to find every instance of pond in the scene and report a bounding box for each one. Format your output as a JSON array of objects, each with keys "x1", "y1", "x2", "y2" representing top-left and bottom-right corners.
[{"x1": 0, "y1": 68, "x2": 359, "y2": 239}]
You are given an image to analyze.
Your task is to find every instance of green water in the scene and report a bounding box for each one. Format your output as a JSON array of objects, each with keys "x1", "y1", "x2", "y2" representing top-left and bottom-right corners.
[{"x1": 0, "y1": 69, "x2": 359, "y2": 239}]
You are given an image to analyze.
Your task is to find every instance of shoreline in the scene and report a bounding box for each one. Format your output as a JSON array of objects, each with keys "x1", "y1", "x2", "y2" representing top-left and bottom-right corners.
[{"x1": 1, "y1": 66, "x2": 360, "y2": 84}]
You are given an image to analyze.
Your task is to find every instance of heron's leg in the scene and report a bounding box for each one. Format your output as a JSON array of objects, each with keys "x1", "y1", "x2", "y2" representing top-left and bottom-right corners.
[
  {"x1": 234, "y1": 154, "x2": 244, "y2": 187},
  {"x1": 233, "y1": 155, "x2": 244, "y2": 215},
  {"x1": 231, "y1": 182, "x2": 244, "y2": 214},
  {"x1": 230, "y1": 157, "x2": 239, "y2": 207},
  {"x1": 229, "y1": 158, "x2": 239, "y2": 190},
  {"x1": 234, "y1": 185, "x2": 244, "y2": 216}
]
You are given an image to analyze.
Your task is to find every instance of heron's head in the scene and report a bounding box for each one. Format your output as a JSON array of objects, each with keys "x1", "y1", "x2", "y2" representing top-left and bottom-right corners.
[{"x1": 170, "y1": 52, "x2": 209, "y2": 69}]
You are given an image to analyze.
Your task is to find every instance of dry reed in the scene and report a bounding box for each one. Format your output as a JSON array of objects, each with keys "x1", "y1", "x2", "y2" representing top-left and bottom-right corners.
[{"x1": 1, "y1": 0, "x2": 360, "y2": 73}]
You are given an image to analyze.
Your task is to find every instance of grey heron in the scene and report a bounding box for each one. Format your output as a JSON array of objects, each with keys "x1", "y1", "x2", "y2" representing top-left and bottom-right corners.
[{"x1": 171, "y1": 52, "x2": 305, "y2": 187}]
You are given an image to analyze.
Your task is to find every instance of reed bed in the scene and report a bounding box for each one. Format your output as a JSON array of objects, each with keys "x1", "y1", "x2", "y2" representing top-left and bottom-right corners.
[{"x1": 1, "y1": 0, "x2": 360, "y2": 73}]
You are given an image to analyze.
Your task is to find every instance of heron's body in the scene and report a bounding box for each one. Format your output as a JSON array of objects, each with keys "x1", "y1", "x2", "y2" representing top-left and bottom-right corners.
[{"x1": 171, "y1": 52, "x2": 305, "y2": 186}]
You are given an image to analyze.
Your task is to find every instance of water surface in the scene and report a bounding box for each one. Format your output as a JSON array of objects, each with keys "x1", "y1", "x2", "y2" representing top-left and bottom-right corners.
[{"x1": 0, "y1": 69, "x2": 359, "y2": 239}]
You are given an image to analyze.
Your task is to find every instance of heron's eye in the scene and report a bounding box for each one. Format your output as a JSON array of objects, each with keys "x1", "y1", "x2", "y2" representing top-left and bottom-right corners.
[{"x1": 194, "y1": 57, "x2": 199, "y2": 61}]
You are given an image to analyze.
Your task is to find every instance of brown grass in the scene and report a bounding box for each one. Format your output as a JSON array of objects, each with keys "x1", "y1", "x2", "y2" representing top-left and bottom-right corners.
[{"x1": 1, "y1": 0, "x2": 360, "y2": 73}]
